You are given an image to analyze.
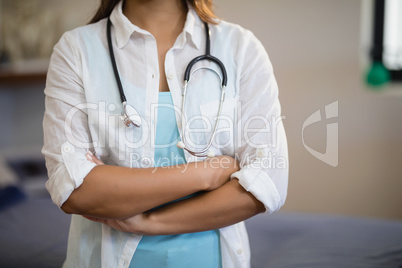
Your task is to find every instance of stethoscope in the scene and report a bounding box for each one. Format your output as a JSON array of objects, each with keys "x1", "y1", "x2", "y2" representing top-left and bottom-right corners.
[{"x1": 107, "y1": 17, "x2": 227, "y2": 158}]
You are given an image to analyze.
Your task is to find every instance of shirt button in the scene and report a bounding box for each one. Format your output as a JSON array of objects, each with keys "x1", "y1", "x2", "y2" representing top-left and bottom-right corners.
[
  {"x1": 256, "y1": 148, "x2": 265, "y2": 158},
  {"x1": 167, "y1": 73, "x2": 174, "y2": 80},
  {"x1": 141, "y1": 158, "x2": 151, "y2": 167},
  {"x1": 152, "y1": 73, "x2": 155, "y2": 79},
  {"x1": 237, "y1": 248, "x2": 243, "y2": 255},
  {"x1": 63, "y1": 145, "x2": 71, "y2": 153}
]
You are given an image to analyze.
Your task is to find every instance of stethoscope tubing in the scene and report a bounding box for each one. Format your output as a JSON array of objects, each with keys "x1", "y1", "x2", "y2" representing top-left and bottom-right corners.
[
  {"x1": 107, "y1": 18, "x2": 126, "y2": 104},
  {"x1": 184, "y1": 54, "x2": 227, "y2": 87},
  {"x1": 106, "y1": 17, "x2": 228, "y2": 157}
]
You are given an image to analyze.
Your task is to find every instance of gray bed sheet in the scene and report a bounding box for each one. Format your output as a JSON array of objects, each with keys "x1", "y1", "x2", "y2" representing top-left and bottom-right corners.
[
  {"x1": 246, "y1": 212, "x2": 402, "y2": 268},
  {"x1": 0, "y1": 196, "x2": 70, "y2": 268},
  {"x1": 1, "y1": 195, "x2": 402, "y2": 268}
]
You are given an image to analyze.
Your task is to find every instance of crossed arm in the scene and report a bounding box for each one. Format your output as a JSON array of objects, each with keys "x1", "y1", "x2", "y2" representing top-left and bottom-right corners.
[{"x1": 64, "y1": 153, "x2": 265, "y2": 235}]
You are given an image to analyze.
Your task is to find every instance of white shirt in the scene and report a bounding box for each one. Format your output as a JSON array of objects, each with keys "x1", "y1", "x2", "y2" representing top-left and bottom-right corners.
[{"x1": 42, "y1": 1, "x2": 288, "y2": 267}]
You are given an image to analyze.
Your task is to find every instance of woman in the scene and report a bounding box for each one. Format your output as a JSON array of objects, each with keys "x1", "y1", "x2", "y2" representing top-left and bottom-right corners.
[{"x1": 42, "y1": 0, "x2": 288, "y2": 267}]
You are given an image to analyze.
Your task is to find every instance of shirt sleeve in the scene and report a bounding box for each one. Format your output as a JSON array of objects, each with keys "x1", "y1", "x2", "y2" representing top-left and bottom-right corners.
[
  {"x1": 231, "y1": 30, "x2": 289, "y2": 213},
  {"x1": 42, "y1": 32, "x2": 97, "y2": 208}
]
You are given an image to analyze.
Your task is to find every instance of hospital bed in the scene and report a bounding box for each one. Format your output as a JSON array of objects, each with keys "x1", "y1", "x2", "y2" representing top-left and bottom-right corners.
[{"x1": 1, "y1": 158, "x2": 402, "y2": 267}]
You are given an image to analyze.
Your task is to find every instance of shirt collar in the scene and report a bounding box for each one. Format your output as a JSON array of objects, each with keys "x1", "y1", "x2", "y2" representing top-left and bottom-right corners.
[{"x1": 110, "y1": 0, "x2": 203, "y2": 50}]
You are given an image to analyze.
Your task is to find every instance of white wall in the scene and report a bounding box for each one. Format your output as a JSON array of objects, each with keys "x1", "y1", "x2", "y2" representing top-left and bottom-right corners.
[{"x1": 215, "y1": 0, "x2": 402, "y2": 220}]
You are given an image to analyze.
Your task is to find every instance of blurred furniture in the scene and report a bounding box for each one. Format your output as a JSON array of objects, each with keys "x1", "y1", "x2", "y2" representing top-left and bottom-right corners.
[{"x1": 0, "y1": 71, "x2": 46, "y2": 86}]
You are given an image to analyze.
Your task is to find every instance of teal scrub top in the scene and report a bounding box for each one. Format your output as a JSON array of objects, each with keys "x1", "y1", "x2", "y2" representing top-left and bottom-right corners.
[{"x1": 129, "y1": 92, "x2": 222, "y2": 268}]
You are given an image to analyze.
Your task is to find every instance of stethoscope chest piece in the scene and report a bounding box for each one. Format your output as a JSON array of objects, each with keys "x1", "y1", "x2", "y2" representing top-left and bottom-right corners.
[{"x1": 121, "y1": 102, "x2": 142, "y2": 127}]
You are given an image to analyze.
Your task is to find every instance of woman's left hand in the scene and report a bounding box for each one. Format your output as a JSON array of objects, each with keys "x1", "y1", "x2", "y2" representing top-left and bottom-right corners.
[{"x1": 85, "y1": 151, "x2": 105, "y2": 165}]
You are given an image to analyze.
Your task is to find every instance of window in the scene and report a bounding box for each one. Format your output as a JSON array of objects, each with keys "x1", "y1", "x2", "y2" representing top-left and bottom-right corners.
[{"x1": 367, "y1": 0, "x2": 402, "y2": 85}]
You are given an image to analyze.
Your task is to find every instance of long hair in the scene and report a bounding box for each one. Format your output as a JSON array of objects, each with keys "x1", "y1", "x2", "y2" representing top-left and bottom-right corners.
[{"x1": 89, "y1": 0, "x2": 218, "y2": 25}]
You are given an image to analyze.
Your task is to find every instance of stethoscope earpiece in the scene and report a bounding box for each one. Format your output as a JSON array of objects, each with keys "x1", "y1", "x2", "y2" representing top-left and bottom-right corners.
[
  {"x1": 207, "y1": 150, "x2": 215, "y2": 158},
  {"x1": 176, "y1": 141, "x2": 186, "y2": 149}
]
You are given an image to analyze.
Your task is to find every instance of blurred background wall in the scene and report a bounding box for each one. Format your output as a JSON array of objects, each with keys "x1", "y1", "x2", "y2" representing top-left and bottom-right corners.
[
  {"x1": 214, "y1": 0, "x2": 402, "y2": 220},
  {"x1": 0, "y1": 0, "x2": 98, "y2": 153},
  {"x1": 1, "y1": 0, "x2": 401, "y2": 220}
]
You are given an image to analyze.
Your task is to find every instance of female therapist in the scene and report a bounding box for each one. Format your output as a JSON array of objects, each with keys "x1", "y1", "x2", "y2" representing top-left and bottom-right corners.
[{"x1": 42, "y1": 0, "x2": 289, "y2": 267}]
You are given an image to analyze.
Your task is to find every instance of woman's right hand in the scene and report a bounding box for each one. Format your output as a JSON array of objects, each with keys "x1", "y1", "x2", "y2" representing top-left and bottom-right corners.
[{"x1": 204, "y1": 155, "x2": 240, "y2": 191}]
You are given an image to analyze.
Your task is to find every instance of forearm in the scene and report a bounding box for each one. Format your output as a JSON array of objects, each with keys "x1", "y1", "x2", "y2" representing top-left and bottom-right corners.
[
  {"x1": 143, "y1": 179, "x2": 266, "y2": 235},
  {"x1": 62, "y1": 155, "x2": 237, "y2": 219},
  {"x1": 62, "y1": 162, "x2": 210, "y2": 219}
]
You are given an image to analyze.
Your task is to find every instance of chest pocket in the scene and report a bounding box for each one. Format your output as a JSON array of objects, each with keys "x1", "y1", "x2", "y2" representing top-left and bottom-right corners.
[{"x1": 199, "y1": 97, "x2": 237, "y2": 156}]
